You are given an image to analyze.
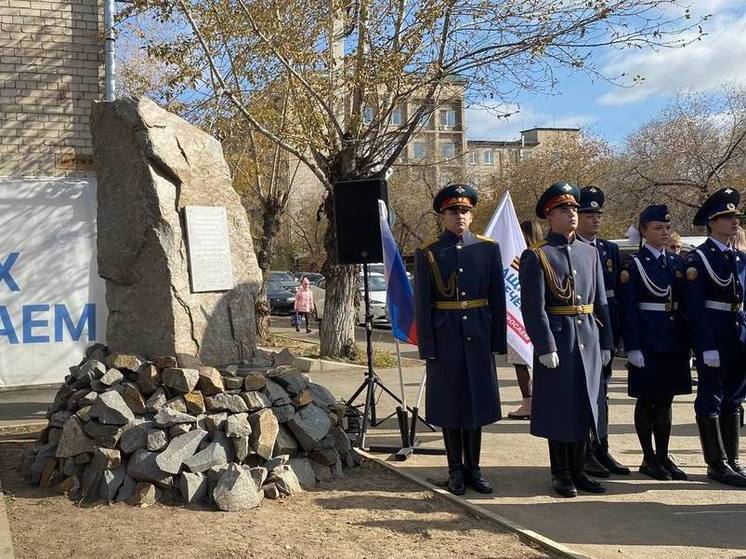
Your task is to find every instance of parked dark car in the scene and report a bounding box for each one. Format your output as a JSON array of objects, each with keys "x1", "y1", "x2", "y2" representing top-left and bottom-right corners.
[
  {"x1": 269, "y1": 271, "x2": 301, "y2": 293},
  {"x1": 293, "y1": 272, "x2": 324, "y2": 285},
  {"x1": 267, "y1": 280, "x2": 296, "y2": 315}
]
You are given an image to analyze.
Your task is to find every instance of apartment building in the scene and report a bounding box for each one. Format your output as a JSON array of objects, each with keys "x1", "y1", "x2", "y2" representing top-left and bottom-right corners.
[{"x1": 466, "y1": 127, "x2": 581, "y2": 189}]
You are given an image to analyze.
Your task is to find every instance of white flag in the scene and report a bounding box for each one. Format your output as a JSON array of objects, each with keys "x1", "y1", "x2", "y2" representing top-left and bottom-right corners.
[{"x1": 484, "y1": 192, "x2": 533, "y2": 366}]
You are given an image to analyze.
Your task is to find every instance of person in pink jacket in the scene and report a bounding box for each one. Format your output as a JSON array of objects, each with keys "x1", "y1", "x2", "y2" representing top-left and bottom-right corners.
[{"x1": 293, "y1": 276, "x2": 315, "y2": 333}]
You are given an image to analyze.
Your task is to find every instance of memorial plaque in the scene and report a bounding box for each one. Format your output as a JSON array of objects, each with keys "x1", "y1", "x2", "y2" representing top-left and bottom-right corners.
[{"x1": 184, "y1": 206, "x2": 234, "y2": 292}]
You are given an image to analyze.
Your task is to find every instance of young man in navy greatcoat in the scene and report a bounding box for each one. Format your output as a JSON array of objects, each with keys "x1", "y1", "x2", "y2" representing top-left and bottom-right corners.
[
  {"x1": 685, "y1": 188, "x2": 746, "y2": 487},
  {"x1": 575, "y1": 186, "x2": 630, "y2": 477},
  {"x1": 414, "y1": 183, "x2": 507, "y2": 495},
  {"x1": 519, "y1": 181, "x2": 614, "y2": 497}
]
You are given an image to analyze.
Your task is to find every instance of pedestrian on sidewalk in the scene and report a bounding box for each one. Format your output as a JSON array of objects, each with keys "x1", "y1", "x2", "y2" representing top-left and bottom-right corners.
[
  {"x1": 507, "y1": 219, "x2": 543, "y2": 420},
  {"x1": 685, "y1": 188, "x2": 746, "y2": 487},
  {"x1": 575, "y1": 186, "x2": 629, "y2": 478},
  {"x1": 618, "y1": 205, "x2": 691, "y2": 481},
  {"x1": 519, "y1": 181, "x2": 614, "y2": 498},
  {"x1": 293, "y1": 276, "x2": 315, "y2": 333},
  {"x1": 414, "y1": 183, "x2": 507, "y2": 496}
]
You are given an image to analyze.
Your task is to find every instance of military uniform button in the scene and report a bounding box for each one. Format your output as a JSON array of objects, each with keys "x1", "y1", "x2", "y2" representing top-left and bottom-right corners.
[
  {"x1": 576, "y1": 295, "x2": 582, "y2": 300},
  {"x1": 462, "y1": 315, "x2": 467, "y2": 320},
  {"x1": 670, "y1": 317, "x2": 675, "y2": 321},
  {"x1": 460, "y1": 291, "x2": 466, "y2": 296},
  {"x1": 466, "y1": 336, "x2": 472, "y2": 341},
  {"x1": 579, "y1": 344, "x2": 585, "y2": 350},
  {"x1": 576, "y1": 319, "x2": 582, "y2": 325},
  {"x1": 457, "y1": 245, "x2": 463, "y2": 250},
  {"x1": 573, "y1": 270, "x2": 578, "y2": 275},
  {"x1": 458, "y1": 268, "x2": 463, "y2": 272}
]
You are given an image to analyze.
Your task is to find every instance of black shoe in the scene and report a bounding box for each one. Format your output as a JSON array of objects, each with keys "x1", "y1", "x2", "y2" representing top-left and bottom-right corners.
[
  {"x1": 447, "y1": 468, "x2": 466, "y2": 495},
  {"x1": 596, "y1": 449, "x2": 631, "y2": 476},
  {"x1": 707, "y1": 462, "x2": 746, "y2": 487},
  {"x1": 571, "y1": 472, "x2": 607, "y2": 493},
  {"x1": 639, "y1": 456, "x2": 672, "y2": 480},
  {"x1": 584, "y1": 451, "x2": 610, "y2": 478},
  {"x1": 659, "y1": 455, "x2": 688, "y2": 481},
  {"x1": 552, "y1": 472, "x2": 578, "y2": 498},
  {"x1": 464, "y1": 468, "x2": 493, "y2": 494}
]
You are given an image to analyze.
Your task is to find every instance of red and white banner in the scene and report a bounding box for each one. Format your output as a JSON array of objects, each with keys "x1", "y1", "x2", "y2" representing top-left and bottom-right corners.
[{"x1": 484, "y1": 192, "x2": 533, "y2": 365}]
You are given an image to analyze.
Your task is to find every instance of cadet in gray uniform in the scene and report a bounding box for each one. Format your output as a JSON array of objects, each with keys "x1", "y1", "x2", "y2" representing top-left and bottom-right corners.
[{"x1": 519, "y1": 181, "x2": 614, "y2": 498}]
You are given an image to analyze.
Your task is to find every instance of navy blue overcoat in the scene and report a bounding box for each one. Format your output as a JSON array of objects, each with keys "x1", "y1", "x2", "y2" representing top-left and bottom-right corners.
[{"x1": 414, "y1": 229, "x2": 507, "y2": 429}]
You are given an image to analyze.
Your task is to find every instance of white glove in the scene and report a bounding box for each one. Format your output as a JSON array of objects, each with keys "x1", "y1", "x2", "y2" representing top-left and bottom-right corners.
[
  {"x1": 601, "y1": 349, "x2": 612, "y2": 367},
  {"x1": 539, "y1": 352, "x2": 560, "y2": 369},
  {"x1": 703, "y1": 350, "x2": 721, "y2": 368},
  {"x1": 627, "y1": 350, "x2": 645, "y2": 368}
]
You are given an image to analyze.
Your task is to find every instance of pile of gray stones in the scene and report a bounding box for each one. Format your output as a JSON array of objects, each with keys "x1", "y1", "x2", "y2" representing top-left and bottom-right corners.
[{"x1": 22, "y1": 344, "x2": 360, "y2": 511}]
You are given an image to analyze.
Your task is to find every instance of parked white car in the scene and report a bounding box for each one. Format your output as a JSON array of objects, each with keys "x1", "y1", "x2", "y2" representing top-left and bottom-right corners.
[{"x1": 310, "y1": 273, "x2": 389, "y2": 326}]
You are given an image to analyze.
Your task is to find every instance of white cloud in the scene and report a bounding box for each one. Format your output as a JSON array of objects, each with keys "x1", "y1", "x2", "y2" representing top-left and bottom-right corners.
[
  {"x1": 465, "y1": 102, "x2": 596, "y2": 140},
  {"x1": 598, "y1": 7, "x2": 746, "y2": 106}
]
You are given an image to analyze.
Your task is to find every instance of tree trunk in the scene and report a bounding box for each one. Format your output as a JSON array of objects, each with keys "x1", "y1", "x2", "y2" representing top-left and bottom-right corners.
[
  {"x1": 253, "y1": 198, "x2": 284, "y2": 343},
  {"x1": 319, "y1": 189, "x2": 359, "y2": 359}
]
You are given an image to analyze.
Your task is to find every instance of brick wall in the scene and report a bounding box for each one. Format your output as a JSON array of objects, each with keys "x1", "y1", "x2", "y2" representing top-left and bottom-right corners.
[{"x1": 0, "y1": 0, "x2": 103, "y2": 177}]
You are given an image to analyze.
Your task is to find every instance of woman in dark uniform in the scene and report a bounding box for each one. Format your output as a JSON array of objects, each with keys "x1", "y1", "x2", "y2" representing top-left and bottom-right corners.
[{"x1": 618, "y1": 205, "x2": 692, "y2": 480}]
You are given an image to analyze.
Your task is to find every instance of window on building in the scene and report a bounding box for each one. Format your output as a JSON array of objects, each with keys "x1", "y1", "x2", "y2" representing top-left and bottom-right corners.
[
  {"x1": 391, "y1": 107, "x2": 402, "y2": 125},
  {"x1": 483, "y1": 150, "x2": 494, "y2": 165},
  {"x1": 419, "y1": 111, "x2": 433, "y2": 129},
  {"x1": 441, "y1": 141, "x2": 457, "y2": 160},
  {"x1": 440, "y1": 109, "x2": 456, "y2": 128},
  {"x1": 363, "y1": 106, "x2": 374, "y2": 124},
  {"x1": 413, "y1": 142, "x2": 427, "y2": 160},
  {"x1": 468, "y1": 150, "x2": 478, "y2": 164}
]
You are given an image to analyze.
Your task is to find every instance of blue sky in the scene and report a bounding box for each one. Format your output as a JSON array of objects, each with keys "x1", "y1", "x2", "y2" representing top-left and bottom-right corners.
[{"x1": 465, "y1": 0, "x2": 746, "y2": 147}]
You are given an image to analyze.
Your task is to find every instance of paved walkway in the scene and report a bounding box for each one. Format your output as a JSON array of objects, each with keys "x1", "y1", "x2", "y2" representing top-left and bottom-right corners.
[{"x1": 3, "y1": 354, "x2": 746, "y2": 558}]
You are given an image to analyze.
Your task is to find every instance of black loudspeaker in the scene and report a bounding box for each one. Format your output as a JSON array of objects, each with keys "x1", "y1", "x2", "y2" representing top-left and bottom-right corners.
[{"x1": 333, "y1": 178, "x2": 389, "y2": 264}]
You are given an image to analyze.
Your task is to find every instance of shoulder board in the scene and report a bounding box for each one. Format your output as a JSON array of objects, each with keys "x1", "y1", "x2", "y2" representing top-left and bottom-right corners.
[
  {"x1": 419, "y1": 238, "x2": 438, "y2": 250},
  {"x1": 474, "y1": 234, "x2": 496, "y2": 244},
  {"x1": 530, "y1": 240, "x2": 547, "y2": 250}
]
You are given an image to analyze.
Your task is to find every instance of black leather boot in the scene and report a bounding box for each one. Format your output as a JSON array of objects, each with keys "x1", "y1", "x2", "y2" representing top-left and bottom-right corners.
[
  {"x1": 696, "y1": 416, "x2": 746, "y2": 487},
  {"x1": 720, "y1": 412, "x2": 746, "y2": 479},
  {"x1": 548, "y1": 440, "x2": 577, "y2": 498},
  {"x1": 571, "y1": 441, "x2": 606, "y2": 493},
  {"x1": 583, "y1": 441, "x2": 610, "y2": 478},
  {"x1": 463, "y1": 428, "x2": 493, "y2": 494},
  {"x1": 596, "y1": 437, "x2": 631, "y2": 475},
  {"x1": 442, "y1": 428, "x2": 465, "y2": 495}
]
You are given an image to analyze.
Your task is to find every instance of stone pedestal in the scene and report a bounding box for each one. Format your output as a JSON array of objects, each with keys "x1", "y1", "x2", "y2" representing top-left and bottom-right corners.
[{"x1": 90, "y1": 96, "x2": 261, "y2": 364}]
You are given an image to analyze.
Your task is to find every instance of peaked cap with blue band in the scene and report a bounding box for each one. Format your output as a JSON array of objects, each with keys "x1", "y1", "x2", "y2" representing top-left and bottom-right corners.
[
  {"x1": 693, "y1": 187, "x2": 742, "y2": 226},
  {"x1": 579, "y1": 185, "x2": 605, "y2": 213}
]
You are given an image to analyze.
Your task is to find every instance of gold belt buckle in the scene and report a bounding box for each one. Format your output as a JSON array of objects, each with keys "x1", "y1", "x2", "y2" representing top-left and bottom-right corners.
[
  {"x1": 575, "y1": 305, "x2": 583, "y2": 314},
  {"x1": 460, "y1": 301, "x2": 467, "y2": 309},
  {"x1": 734, "y1": 303, "x2": 743, "y2": 312}
]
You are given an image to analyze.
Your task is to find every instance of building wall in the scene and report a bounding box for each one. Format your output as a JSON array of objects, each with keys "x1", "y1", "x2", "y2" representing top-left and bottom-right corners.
[{"x1": 0, "y1": 0, "x2": 103, "y2": 177}]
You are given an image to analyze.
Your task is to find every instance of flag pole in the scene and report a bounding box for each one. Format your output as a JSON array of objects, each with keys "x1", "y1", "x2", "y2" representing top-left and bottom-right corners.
[{"x1": 394, "y1": 337, "x2": 411, "y2": 454}]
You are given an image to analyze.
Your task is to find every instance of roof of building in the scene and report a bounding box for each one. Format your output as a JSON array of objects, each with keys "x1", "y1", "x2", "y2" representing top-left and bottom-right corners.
[
  {"x1": 519, "y1": 126, "x2": 581, "y2": 133},
  {"x1": 466, "y1": 139, "x2": 522, "y2": 148}
]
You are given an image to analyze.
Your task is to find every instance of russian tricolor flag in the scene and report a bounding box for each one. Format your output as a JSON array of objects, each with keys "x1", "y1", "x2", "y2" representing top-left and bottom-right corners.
[{"x1": 378, "y1": 200, "x2": 418, "y2": 345}]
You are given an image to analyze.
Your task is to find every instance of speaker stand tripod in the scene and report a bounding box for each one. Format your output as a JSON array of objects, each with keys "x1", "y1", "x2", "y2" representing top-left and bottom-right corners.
[{"x1": 345, "y1": 260, "x2": 442, "y2": 456}]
